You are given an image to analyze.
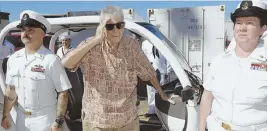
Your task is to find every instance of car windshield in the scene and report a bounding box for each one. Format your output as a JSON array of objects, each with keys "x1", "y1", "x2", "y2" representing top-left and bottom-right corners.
[{"x1": 137, "y1": 23, "x2": 191, "y2": 71}]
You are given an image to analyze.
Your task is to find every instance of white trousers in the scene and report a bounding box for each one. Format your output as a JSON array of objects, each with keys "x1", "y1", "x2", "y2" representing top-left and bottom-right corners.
[
  {"x1": 16, "y1": 105, "x2": 70, "y2": 131},
  {"x1": 207, "y1": 114, "x2": 267, "y2": 131},
  {"x1": 147, "y1": 74, "x2": 165, "y2": 114}
]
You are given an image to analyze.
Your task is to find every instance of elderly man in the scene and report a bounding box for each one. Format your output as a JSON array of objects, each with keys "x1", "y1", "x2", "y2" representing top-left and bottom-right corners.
[
  {"x1": 62, "y1": 5, "x2": 175, "y2": 131},
  {"x1": 1, "y1": 10, "x2": 72, "y2": 131},
  {"x1": 199, "y1": 1, "x2": 267, "y2": 131},
  {"x1": 57, "y1": 34, "x2": 72, "y2": 59}
]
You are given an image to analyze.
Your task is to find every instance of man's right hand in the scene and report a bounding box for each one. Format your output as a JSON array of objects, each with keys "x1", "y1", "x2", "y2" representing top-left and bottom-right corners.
[
  {"x1": 161, "y1": 93, "x2": 176, "y2": 105},
  {"x1": 95, "y1": 17, "x2": 110, "y2": 41},
  {"x1": 1, "y1": 114, "x2": 11, "y2": 130}
]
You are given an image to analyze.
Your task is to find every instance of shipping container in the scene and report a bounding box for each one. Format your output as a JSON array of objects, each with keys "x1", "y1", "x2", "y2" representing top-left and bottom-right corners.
[{"x1": 148, "y1": 5, "x2": 226, "y2": 81}]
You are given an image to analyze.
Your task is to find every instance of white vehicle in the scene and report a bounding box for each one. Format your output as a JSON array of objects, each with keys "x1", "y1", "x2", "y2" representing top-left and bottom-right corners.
[
  {"x1": 148, "y1": 5, "x2": 226, "y2": 81},
  {"x1": 0, "y1": 10, "x2": 204, "y2": 131}
]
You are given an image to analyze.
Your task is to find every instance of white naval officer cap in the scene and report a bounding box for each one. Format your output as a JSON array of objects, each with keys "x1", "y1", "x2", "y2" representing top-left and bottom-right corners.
[
  {"x1": 60, "y1": 34, "x2": 71, "y2": 41},
  {"x1": 17, "y1": 10, "x2": 51, "y2": 33},
  {"x1": 231, "y1": 0, "x2": 267, "y2": 25},
  {"x1": 236, "y1": 0, "x2": 267, "y2": 9}
]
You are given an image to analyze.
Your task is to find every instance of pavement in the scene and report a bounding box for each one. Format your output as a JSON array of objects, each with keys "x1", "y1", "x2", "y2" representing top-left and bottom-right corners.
[{"x1": 138, "y1": 98, "x2": 167, "y2": 131}]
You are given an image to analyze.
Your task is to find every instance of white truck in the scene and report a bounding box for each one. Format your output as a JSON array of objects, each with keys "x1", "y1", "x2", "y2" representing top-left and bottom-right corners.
[
  {"x1": 148, "y1": 5, "x2": 226, "y2": 81},
  {"x1": 225, "y1": 20, "x2": 234, "y2": 48}
]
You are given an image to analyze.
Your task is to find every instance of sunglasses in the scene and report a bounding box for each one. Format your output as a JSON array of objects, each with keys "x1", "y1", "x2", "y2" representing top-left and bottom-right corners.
[{"x1": 105, "y1": 22, "x2": 125, "y2": 31}]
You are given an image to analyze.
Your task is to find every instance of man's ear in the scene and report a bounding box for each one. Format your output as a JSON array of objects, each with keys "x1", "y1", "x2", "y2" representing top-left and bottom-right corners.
[
  {"x1": 261, "y1": 25, "x2": 267, "y2": 35},
  {"x1": 42, "y1": 32, "x2": 46, "y2": 38}
]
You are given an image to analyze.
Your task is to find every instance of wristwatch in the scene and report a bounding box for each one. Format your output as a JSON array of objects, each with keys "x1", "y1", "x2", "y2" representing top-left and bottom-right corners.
[{"x1": 55, "y1": 117, "x2": 65, "y2": 128}]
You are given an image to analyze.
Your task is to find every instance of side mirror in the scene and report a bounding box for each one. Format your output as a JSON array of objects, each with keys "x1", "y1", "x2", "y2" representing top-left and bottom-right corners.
[
  {"x1": 173, "y1": 83, "x2": 183, "y2": 96},
  {"x1": 181, "y1": 85, "x2": 195, "y2": 102}
]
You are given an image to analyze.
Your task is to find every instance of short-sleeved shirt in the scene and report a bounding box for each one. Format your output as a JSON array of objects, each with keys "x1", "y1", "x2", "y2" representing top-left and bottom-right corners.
[
  {"x1": 141, "y1": 40, "x2": 167, "y2": 74},
  {"x1": 56, "y1": 46, "x2": 72, "y2": 59},
  {"x1": 76, "y1": 37, "x2": 156, "y2": 128},
  {"x1": 3, "y1": 40, "x2": 14, "y2": 54},
  {"x1": 0, "y1": 44, "x2": 12, "y2": 59},
  {"x1": 203, "y1": 43, "x2": 267, "y2": 126},
  {"x1": 6, "y1": 45, "x2": 72, "y2": 110}
]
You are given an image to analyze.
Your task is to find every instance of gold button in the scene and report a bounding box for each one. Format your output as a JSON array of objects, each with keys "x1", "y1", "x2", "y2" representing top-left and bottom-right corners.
[
  {"x1": 222, "y1": 122, "x2": 231, "y2": 130},
  {"x1": 24, "y1": 111, "x2": 32, "y2": 116}
]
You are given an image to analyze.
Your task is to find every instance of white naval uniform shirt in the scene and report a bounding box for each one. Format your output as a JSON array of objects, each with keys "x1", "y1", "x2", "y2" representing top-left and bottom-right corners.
[
  {"x1": 3, "y1": 40, "x2": 15, "y2": 54},
  {"x1": 203, "y1": 43, "x2": 267, "y2": 126},
  {"x1": 56, "y1": 46, "x2": 72, "y2": 59},
  {"x1": 141, "y1": 40, "x2": 167, "y2": 74},
  {"x1": 0, "y1": 44, "x2": 12, "y2": 59},
  {"x1": 5, "y1": 45, "x2": 72, "y2": 110}
]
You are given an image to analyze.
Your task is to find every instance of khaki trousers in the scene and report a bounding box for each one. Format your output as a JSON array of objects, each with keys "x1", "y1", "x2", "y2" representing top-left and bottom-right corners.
[{"x1": 82, "y1": 117, "x2": 139, "y2": 131}]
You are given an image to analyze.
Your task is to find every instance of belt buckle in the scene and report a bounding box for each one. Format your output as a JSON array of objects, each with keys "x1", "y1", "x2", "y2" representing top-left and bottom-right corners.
[
  {"x1": 222, "y1": 122, "x2": 232, "y2": 131},
  {"x1": 24, "y1": 111, "x2": 32, "y2": 116}
]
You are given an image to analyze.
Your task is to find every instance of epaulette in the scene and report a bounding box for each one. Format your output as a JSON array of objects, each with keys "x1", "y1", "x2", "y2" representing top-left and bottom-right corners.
[{"x1": 222, "y1": 50, "x2": 233, "y2": 58}]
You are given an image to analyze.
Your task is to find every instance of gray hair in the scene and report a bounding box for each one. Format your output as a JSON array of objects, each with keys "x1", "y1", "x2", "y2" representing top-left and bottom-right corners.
[{"x1": 100, "y1": 5, "x2": 124, "y2": 23}]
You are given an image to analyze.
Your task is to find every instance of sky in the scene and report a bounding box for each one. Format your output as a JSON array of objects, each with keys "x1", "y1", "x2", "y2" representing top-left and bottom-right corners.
[{"x1": 0, "y1": 1, "x2": 241, "y2": 22}]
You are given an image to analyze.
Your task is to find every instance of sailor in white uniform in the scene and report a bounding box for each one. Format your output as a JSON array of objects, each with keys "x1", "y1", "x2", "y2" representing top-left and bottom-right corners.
[
  {"x1": 3, "y1": 40, "x2": 14, "y2": 55},
  {"x1": 199, "y1": 1, "x2": 267, "y2": 131},
  {"x1": 1, "y1": 10, "x2": 72, "y2": 131},
  {"x1": 0, "y1": 44, "x2": 12, "y2": 60},
  {"x1": 0, "y1": 39, "x2": 15, "y2": 131},
  {"x1": 142, "y1": 39, "x2": 168, "y2": 115},
  {"x1": 56, "y1": 34, "x2": 72, "y2": 59}
]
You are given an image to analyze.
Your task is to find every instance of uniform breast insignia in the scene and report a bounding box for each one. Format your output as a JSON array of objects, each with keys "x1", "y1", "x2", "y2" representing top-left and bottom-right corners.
[
  {"x1": 31, "y1": 65, "x2": 45, "y2": 73},
  {"x1": 250, "y1": 62, "x2": 267, "y2": 71}
]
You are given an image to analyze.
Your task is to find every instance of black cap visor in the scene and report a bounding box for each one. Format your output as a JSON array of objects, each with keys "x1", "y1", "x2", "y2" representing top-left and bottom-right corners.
[
  {"x1": 17, "y1": 18, "x2": 47, "y2": 33},
  {"x1": 231, "y1": 7, "x2": 267, "y2": 24}
]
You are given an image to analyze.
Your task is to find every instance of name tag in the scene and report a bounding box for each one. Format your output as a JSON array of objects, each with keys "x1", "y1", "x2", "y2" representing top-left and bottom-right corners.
[
  {"x1": 31, "y1": 67, "x2": 45, "y2": 73},
  {"x1": 31, "y1": 64, "x2": 46, "y2": 73}
]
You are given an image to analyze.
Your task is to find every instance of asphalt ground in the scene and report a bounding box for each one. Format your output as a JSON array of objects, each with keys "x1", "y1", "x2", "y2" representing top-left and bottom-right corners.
[{"x1": 138, "y1": 98, "x2": 167, "y2": 131}]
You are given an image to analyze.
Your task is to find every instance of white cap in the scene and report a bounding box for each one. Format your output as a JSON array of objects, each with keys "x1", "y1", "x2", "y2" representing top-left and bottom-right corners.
[
  {"x1": 231, "y1": 0, "x2": 267, "y2": 23},
  {"x1": 60, "y1": 34, "x2": 71, "y2": 41},
  {"x1": 236, "y1": 0, "x2": 267, "y2": 10},
  {"x1": 17, "y1": 10, "x2": 51, "y2": 33}
]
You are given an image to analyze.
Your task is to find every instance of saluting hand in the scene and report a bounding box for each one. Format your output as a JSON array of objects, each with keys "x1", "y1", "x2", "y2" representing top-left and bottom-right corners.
[{"x1": 95, "y1": 17, "x2": 110, "y2": 42}]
